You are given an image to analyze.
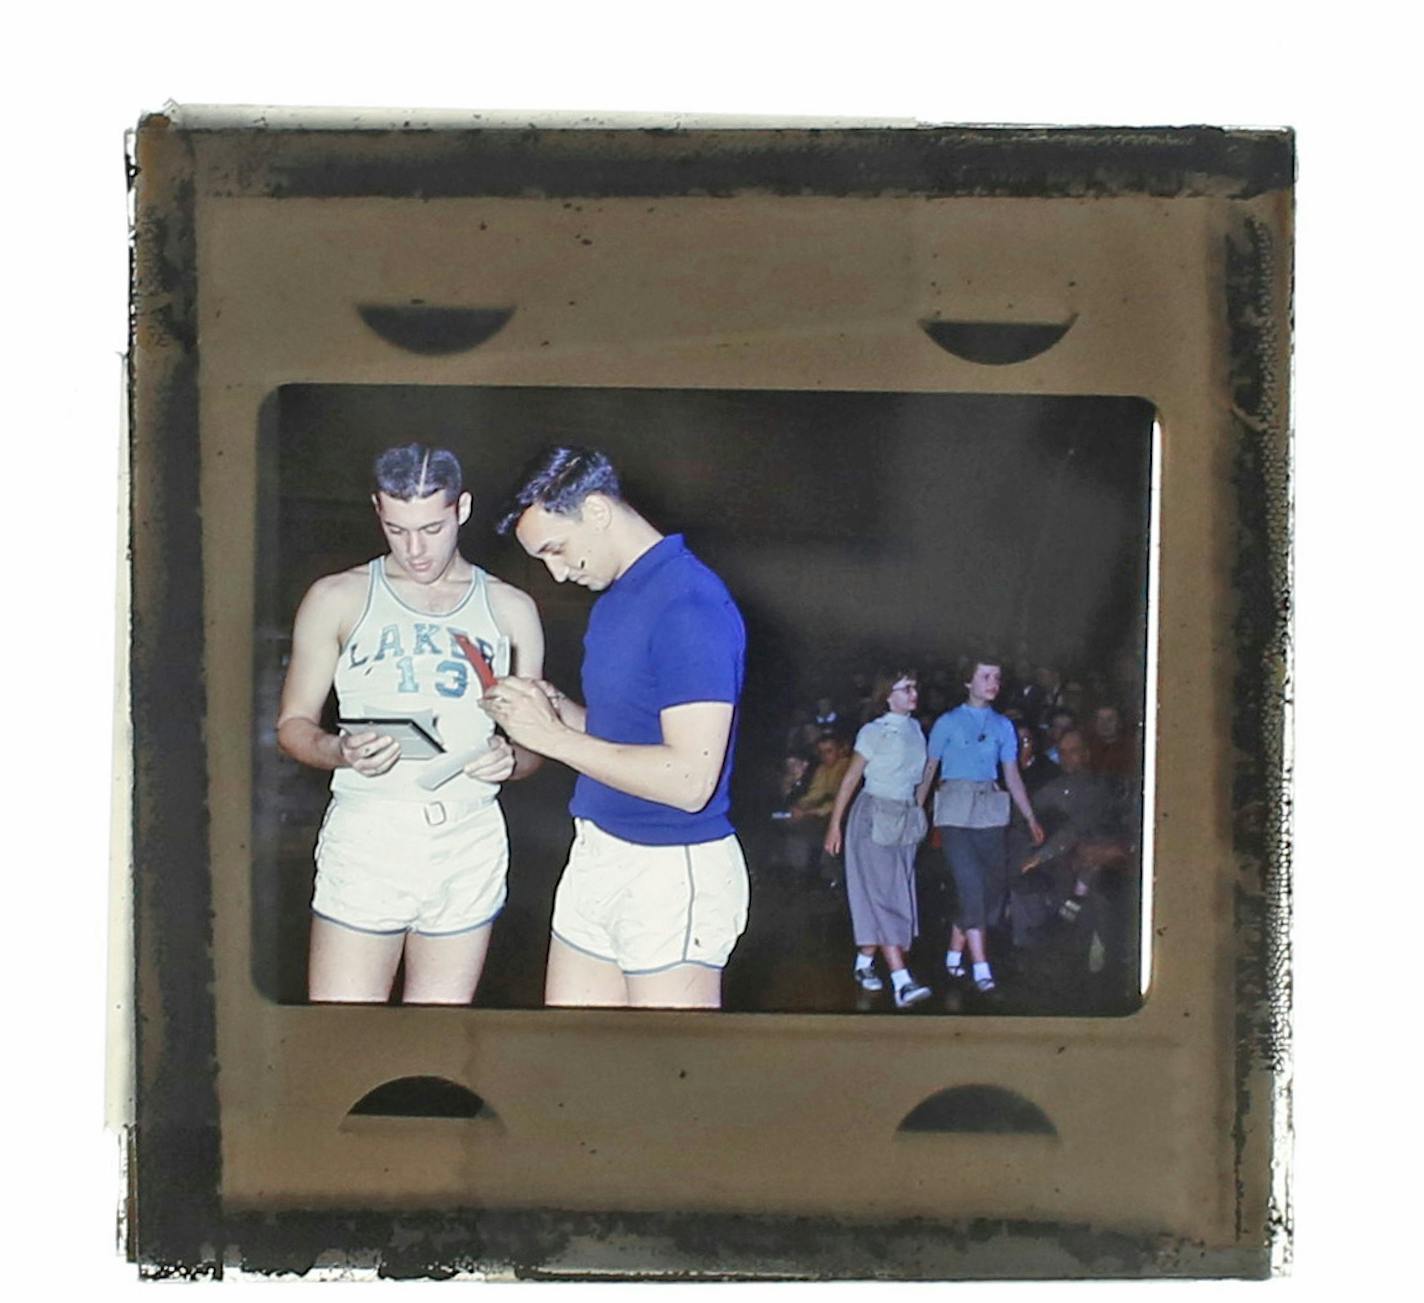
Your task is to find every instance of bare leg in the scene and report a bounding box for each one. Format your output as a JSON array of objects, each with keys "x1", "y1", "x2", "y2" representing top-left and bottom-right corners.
[
  {"x1": 627, "y1": 963, "x2": 722, "y2": 1009},
  {"x1": 881, "y1": 944, "x2": 907, "y2": 972},
  {"x1": 545, "y1": 934, "x2": 630, "y2": 1007},
  {"x1": 402, "y1": 925, "x2": 494, "y2": 1004},
  {"x1": 965, "y1": 927, "x2": 989, "y2": 964},
  {"x1": 308, "y1": 917, "x2": 405, "y2": 1002},
  {"x1": 949, "y1": 924, "x2": 967, "y2": 953}
]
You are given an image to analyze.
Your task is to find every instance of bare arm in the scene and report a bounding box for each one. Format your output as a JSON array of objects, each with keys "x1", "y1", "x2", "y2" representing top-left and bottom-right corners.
[
  {"x1": 481, "y1": 677, "x2": 733, "y2": 813},
  {"x1": 489, "y1": 579, "x2": 589, "y2": 736},
  {"x1": 474, "y1": 581, "x2": 548, "y2": 782},
  {"x1": 823, "y1": 753, "x2": 868, "y2": 856},
  {"x1": 538, "y1": 683, "x2": 588, "y2": 733},
  {"x1": 1002, "y1": 759, "x2": 1045, "y2": 844},
  {"x1": 914, "y1": 756, "x2": 940, "y2": 809},
  {"x1": 276, "y1": 575, "x2": 398, "y2": 777}
]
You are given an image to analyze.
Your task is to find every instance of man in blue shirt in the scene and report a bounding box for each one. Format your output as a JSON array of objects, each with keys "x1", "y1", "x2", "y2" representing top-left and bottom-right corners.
[{"x1": 482, "y1": 447, "x2": 749, "y2": 1009}]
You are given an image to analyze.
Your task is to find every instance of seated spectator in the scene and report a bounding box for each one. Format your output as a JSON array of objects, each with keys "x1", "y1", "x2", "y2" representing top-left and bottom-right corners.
[
  {"x1": 1010, "y1": 730, "x2": 1132, "y2": 958},
  {"x1": 795, "y1": 732, "x2": 852, "y2": 823},
  {"x1": 1014, "y1": 720, "x2": 1060, "y2": 794},
  {"x1": 813, "y1": 695, "x2": 842, "y2": 731},
  {"x1": 775, "y1": 750, "x2": 813, "y2": 810},
  {"x1": 1043, "y1": 707, "x2": 1077, "y2": 765},
  {"x1": 1089, "y1": 703, "x2": 1137, "y2": 778},
  {"x1": 774, "y1": 732, "x2": 853, "y2": 878}
]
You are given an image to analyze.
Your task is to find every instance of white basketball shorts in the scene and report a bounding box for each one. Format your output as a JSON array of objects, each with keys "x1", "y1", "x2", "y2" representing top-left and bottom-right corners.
[
  {"x1": 551, "y1": 818, "x2": 750, "y2": 974},
  {"x1": 312, "y1": 794, "x2": 508, "y2": 936}
]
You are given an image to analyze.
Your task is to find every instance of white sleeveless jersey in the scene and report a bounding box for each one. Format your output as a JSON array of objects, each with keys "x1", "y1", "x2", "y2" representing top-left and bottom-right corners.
[{"x1": 331, "y1": 559, "x2": 511, "y2": 802}]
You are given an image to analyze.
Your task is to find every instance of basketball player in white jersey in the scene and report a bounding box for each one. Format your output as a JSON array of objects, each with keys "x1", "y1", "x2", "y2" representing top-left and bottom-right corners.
[{"x1": 277, "y1": 444, "x2": 545, "y2": 1004}]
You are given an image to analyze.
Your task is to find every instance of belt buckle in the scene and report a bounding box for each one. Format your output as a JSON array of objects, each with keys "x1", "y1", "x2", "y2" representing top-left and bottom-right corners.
[{"x1": 423, "y1": 801, "x2": 448, "y2": 827}]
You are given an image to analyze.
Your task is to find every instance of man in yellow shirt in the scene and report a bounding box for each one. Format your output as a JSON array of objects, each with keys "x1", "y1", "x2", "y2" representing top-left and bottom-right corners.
[{"x1": 780, "y1": 733, "x2": 852, "y2": 881}]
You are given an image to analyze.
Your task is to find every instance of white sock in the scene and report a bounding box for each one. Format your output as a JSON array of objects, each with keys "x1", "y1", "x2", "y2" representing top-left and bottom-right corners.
[
  {"x1": 946, "y1": 950, "x2": 963, "y2": 970},
  {"x1": 973, "y1": 961, "x2": 992, "y2": 982},
  {"x1": 854, "y1": 953, "x2": 875, "y2": 972},
  {"x1": 890, "y1": 968, "x2": 913, "y2": 990}
]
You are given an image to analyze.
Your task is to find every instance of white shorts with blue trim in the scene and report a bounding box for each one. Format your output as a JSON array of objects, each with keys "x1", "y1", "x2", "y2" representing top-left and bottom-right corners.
[
  {"x1": 311, "y1": 794, "x2": 508, "y2": 937},
  {"x1": 551, "y1": 819, "x2": 749, "y2": 974}
]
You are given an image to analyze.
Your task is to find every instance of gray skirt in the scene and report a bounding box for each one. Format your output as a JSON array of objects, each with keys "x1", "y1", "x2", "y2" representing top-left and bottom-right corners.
[{"x1": 845, "y1": 791, "x2": 920, "y2": 948}]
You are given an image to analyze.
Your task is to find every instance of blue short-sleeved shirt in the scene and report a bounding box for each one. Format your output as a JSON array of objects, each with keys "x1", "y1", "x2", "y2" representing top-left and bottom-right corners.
[
  {"x1": 926, "y1": 705, "x2": 1017, "y2": 782},
  {"x1": 571, "y1": 534, "x2": 746, "y2": 845}
]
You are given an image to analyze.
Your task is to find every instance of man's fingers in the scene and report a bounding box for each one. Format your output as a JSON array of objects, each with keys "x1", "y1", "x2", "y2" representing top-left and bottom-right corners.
[
  {"x1": 356, "y1": 738, "x2": 400, "y2": 775},
  {"x1": 339, "y1": 729, "x2": 378, "y2": 758},
  {"x1": 462, "y1": 737, "x2": 516, "y2": 780}
]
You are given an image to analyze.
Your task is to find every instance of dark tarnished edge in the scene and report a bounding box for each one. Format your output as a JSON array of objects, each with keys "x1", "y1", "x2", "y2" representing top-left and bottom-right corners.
[
  {"x1": 1225, "y1": 204, "x2": 1294, "y2": 1267},
  {"x1": 215, "y1": 1207, "x2": 1267, "y2": 1281},
  {"x1": 128, "y1": 118, "x2": 222, "y2": 1278},
  {"x1": 125, "y1": 115, "x2": 1293, "y2": 1280},
  {"x1": 141, "y1": 110, "x2": 1294, "y2": 201}
]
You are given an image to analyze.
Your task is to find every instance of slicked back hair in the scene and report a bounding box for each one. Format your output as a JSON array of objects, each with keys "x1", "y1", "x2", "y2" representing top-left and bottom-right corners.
[
  {"x1": 496, "y1": 445, "x2": 623, "y2": 535},
  {"x1": 373, "y1": 443, "x2": 463, "y2": 504}
]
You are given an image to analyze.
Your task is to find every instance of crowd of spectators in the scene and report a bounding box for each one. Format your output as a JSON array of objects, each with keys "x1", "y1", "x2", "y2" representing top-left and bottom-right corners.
[{"x1": 763, "y1": 648, "x2": 1142, "y2": 1003}]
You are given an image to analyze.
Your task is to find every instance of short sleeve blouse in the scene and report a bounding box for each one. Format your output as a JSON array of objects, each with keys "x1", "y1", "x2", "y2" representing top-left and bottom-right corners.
[
  {"x1": 926, "y1": 705, "x2": 1017, "y2": 783},
  {"x1": 853, "y1": 712, "x2": 928, "y2": 801}
]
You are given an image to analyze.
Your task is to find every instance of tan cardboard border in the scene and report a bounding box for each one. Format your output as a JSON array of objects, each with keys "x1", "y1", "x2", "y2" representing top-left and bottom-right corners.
[{"x1": 126, "y1": 116, "x2": 1291, "y2": 1280}]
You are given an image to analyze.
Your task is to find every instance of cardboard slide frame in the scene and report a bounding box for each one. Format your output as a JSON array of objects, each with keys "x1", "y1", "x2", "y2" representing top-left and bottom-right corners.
[{"x1": 125, "y1": 113, "x2": 1292, "y2": 1279}]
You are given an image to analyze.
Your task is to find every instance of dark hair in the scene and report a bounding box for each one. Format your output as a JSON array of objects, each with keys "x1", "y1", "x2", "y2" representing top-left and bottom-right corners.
[
  {"x1": 962, "y1": 652, "x2": 1003, "y2": 684},
  {"x1": 869, "y1": 668, "x2": 917, "y2": 716},
  {"x1": 496, "y1": 445, "x2": 624, "y2": 535},
  {"x1": 372, "y1": 443, "x2": 463, "y2": 503}
]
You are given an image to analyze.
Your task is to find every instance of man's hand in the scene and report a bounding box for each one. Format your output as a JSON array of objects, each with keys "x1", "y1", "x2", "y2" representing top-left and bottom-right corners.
[
  {"x1": 824, "y1": 825, "x2": 843, "y2": 856},
  {"x1": 1028, "y1": 818, "x2": 1046, "y2": 846},
  {"x1": 462, "y1": 736, "x2": 517, "y2": 783},
  {"x1": 338, "y1": 729, "x2": 401, "y2": 777},
  {"x1": 480, "y1": 676, "x2": 565, "y2": 754}
]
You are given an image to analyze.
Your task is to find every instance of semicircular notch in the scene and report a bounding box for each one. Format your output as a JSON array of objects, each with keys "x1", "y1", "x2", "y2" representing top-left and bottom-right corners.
[
  {"x1": 347, "y1": 1075, "x2": 494, "y2": 1120},
  {"x1": 897, "y1": 1084, "x2": 1056, "y2": 1135},
  {"x1": 920, "y1": 315, "x2": 1077, "y2": 366},
  {"x1": 358, "y1": 304, "x2": 515, "y2": 355}
]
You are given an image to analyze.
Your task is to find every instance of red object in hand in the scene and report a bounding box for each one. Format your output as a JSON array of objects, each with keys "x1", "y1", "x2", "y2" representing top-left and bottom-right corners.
[{"x1": 453, "y1": 633, "x2": 498, "y2": 692}]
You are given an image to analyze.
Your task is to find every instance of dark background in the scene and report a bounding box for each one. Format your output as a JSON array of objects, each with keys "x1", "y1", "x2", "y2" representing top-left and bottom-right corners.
[{"x1": 252, "y1": 385, "x2": 1153, "y2": 1009}]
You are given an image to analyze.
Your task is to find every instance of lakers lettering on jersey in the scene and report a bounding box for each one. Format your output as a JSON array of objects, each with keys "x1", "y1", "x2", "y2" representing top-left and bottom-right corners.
[
  {"x1": 332, "y1": 559, "x2": 510, "y2": 802},
  {"x1": 343, "y1": 620, "x2": 493, "y2": 698}
]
